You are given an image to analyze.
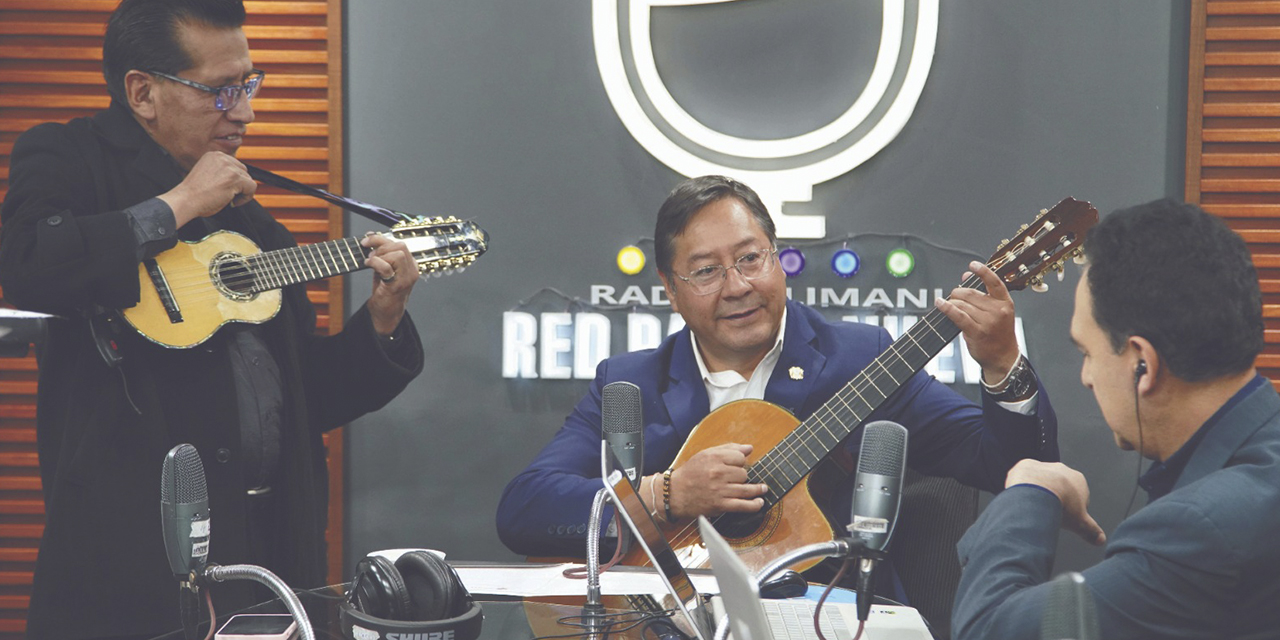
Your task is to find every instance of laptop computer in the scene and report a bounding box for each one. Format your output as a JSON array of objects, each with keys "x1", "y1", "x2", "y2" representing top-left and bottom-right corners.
[
  {"x1": 600, "y1": 442, "x2": 712, "y2": 640},
  {"x1": 698, "y1": 517, "x2": 934, "y2": 640}
]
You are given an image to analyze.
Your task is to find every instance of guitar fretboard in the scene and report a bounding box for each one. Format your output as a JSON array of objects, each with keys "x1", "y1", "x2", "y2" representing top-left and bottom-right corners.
[
  {"x1": 746, "y1": 276, "x2": 987, "y2": 507},
  {"x1": 244, "y1": 237, "x2": 370, "y2": 292}
]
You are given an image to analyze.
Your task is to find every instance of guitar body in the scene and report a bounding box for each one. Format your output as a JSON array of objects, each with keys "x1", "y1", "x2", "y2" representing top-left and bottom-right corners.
[
  {"x1": 621, "y1": 399, "x2": 838, "y2": 573},
  {"x1": 122, "y1": 231, "x2": 281, "y2": 348}
]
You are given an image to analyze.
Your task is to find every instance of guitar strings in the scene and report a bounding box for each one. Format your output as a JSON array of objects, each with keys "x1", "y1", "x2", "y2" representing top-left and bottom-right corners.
[
  {"x1": 142, "y1": 234, "x2": 480, "y2": 306},
  {"x1": 137, "y1": 240, "x2": 388, "y2": 308}
]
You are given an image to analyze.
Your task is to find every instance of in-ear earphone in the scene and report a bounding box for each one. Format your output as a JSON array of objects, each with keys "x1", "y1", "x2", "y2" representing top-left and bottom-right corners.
[{"x1": 1124, "y1": 358, "x2": 1149, "y2": 518}]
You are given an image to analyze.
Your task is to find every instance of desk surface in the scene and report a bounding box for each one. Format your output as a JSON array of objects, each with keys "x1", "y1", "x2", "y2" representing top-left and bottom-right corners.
[{"x1": 147, "y1": 586, "x2": 698, "y2": 640}]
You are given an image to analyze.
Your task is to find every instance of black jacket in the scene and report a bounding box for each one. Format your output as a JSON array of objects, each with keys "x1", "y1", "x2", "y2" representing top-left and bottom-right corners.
[{"x1": 0, "y1": 102, "x2": 424, "y2": 639}]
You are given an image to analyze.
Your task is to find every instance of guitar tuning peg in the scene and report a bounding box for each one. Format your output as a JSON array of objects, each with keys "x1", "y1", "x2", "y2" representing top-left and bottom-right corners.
[
  {"x1": 1057, "y1": 269, "x2": 1065, "y2": 282},
  {"x1": 997, "y1": 239, "x2": 1010, "y2": 250},
  {"x1": 1072, "y1": 249, "x2": 1086, "y2": 265},
  {"x1": 1020, "y1": 224, "x2": 1029, "y2": 232},
  {"x1": 1031, "y1": 278, "x2": 1049, "y2": 293}
]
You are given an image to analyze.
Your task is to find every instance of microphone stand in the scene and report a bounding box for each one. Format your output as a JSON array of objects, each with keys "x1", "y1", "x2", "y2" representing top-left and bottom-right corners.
[
  {"x1": 584, "y1": 488, "x2": 610, "y2": 617},
  {"x1": 178, "y1": 580, "x2": 201, "y2": 640},
  {"x1": 202, "y1": 564, "x2": 316, "y2": 640}
]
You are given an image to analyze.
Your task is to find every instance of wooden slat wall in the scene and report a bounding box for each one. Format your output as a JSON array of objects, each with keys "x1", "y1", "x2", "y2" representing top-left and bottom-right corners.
[
  {"x1": 0, "y1": 0, "x2": 346, "y2": 634},
  {"x1": 1187, "y1": 0, "x2": 1280, "y2": 381}
]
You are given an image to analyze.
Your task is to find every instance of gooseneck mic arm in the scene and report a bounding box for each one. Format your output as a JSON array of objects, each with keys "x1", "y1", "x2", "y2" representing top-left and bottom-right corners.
[
  {"x1": 755, "y1": 538, "x2": 866, "y2": 586},
  {"x1": 584, "y1": 487, "x2": 610, "y2": 613},
  {"x1": 203, "y1": 564, "x2": 316, "y2": 640}
]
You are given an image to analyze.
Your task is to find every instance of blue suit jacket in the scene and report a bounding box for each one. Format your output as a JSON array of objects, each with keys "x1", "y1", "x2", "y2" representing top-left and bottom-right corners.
[
  {"x1": 497, "y1": 300, "x2": 1057, "y2": 556},
  {"x1": 953, "y1": 379, "x2": 1280, "y2": 640}
]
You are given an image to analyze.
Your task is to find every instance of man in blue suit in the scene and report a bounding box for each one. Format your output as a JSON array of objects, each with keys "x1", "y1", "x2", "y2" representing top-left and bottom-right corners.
[
  {"x1": 497, "y1": 176, "x2": 1058, "y2": 577},
  {"x1": 952, "y1": 200, "x2": 1280, "y2": 639}
]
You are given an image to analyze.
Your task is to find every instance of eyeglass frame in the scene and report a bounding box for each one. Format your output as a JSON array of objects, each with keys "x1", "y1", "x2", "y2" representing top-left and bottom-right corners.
[
  {"x1": 144, "y1": 69, "x2": 265, "y2": 111},
  {"x1": 672, "y1": 247, "x2": 779, "y2": 296}
]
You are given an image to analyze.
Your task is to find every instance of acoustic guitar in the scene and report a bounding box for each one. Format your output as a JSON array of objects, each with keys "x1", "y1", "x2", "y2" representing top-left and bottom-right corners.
[
  {"x1": 121, "y1": 216, "x2": 488, "y2": 348},
  {"x1": 621, "y1": 198, "x2": 1098, "y2": 574}
]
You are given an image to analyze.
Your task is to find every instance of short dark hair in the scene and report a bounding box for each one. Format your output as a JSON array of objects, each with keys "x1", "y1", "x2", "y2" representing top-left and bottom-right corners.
[
  {"x1": 1084, "y1": 199, "x2": 1262, "y2": 382},
  {"x1": 654, "y1": 175, "x2": 777, "y2": 277},
  {"x1": 103, "y1": 0, "x2": 247, "y2": 105}
]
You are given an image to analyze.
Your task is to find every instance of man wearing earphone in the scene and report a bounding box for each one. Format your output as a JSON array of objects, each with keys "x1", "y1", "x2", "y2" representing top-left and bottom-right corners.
[{"x1": 951, "y1": 199, "x2": 1280, "y2": 639}]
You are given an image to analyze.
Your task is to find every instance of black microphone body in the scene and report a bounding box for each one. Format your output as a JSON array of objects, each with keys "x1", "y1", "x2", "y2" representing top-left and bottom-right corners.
[
  {"x1": 161, "y1": 444, "x2": 211, "y2": 640},
  {"x1": 602, "y1": 381, "x2": 644, "y2": 488},
  {"x1": 161, "y1": 444, "x2": 211, "y2": 581},
  {"x1": 848, "y1": 420, "x2": 908, "y2": 622}
]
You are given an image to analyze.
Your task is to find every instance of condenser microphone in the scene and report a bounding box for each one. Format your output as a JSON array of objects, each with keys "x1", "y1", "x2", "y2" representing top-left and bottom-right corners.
[
  {"x1": 1040, "y1": 572, "x2": 1100, "y2": 640},
  {"x1": 602, "y1": 381, "x2": 644, "y2": 488},
  {"x1": 848, "y1": 420, "x2": 908, "y2": 622},
  {"x1": 161, "y1": 444, "x2": 211, "y2": 580}
]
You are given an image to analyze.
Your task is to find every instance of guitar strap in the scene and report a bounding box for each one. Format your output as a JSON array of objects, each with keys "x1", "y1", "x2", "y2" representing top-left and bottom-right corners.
[{"x1": 244, "y1": 163, "x2": 413, "y2": 228}]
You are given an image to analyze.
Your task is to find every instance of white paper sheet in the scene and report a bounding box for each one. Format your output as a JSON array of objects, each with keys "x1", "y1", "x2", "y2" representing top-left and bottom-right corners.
[{"x1": 450, "y1": 562, "x2": 720, "y2": 597}]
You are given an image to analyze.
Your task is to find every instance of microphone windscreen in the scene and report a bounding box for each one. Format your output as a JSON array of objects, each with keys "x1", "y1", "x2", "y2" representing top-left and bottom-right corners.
[
  {"x1": 849, "y1": 420, "x2": 908, "y2": 553},
  {"x1": 857, "y1": 420, "x2": 907, "y2": 476},
  {"x1": 161, "y1": 444, "x2": 207, "y2": 505},
  {"x1": 161, "y1": 443, "x2": 210, "y2": 577},
  {"x1": 1040, "y1": 572, "x2": 1100, "y2": 640},
  {"x1": 602, "y1": 381, "x2": 644, "y2": 487},
  {"x1": 601, "y1": 381, "x2": 643, "y2": 436}
]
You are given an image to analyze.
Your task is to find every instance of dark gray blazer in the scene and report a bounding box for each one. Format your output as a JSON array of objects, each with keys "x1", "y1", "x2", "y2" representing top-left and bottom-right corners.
[{"x1": 952, "y1": 379, "x2": 1280, "y2": 639}]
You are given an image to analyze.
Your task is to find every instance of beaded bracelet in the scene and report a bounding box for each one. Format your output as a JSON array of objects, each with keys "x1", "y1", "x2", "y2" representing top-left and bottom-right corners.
[{"x1": 662, "y1": 469, "x2": 674, "y2": 522}]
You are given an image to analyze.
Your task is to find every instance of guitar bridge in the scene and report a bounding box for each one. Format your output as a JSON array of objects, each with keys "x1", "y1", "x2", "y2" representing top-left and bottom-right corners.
[{"x1": 143, "y1": 258, "x2": 183, "y2": 325}]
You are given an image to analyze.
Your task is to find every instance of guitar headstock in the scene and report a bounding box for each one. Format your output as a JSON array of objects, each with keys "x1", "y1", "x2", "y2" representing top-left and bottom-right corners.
[
  {"x1": 389, "y1": 216, "x2": 490, "y2": 277},
  {"x1": 989, "y1": 197, "x2": 1098, "y2": 292}
]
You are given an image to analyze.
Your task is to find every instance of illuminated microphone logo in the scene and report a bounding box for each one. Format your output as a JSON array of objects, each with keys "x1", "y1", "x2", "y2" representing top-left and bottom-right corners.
[{"x1": 592, "y1": 0, "x2": 938, "y2": 239}]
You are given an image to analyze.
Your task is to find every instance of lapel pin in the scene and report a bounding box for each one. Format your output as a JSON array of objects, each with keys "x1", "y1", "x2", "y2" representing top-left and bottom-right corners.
[{"x1": 789, "y1": 366, "x2": 804, "y2": 381}]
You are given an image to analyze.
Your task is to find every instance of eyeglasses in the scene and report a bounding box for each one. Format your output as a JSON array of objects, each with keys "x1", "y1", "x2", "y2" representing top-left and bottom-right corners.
[
  {"x1": 675, "y1": 248, "x2": 778, "y2": 296},
  {"x1": 146, "y1": 69, "x2": 265, "y2": 111}
]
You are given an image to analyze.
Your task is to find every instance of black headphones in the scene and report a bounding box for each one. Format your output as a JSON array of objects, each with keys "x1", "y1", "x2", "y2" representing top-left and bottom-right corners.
[{"x1": 340, "y1": 550, "x2": 483, "y2": 640}]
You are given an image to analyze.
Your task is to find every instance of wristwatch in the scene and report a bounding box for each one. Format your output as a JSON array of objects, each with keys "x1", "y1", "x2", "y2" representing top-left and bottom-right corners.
[{"x1": 982, "y1": 355, "x2": 1037, "y2": 402}]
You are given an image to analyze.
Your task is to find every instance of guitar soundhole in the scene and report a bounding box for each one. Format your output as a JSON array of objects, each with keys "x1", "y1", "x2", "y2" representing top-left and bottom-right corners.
[
  {"x1": 715, "y1": 508, "x2": 782, "y2": 549},
  {"x1": 212, "y1": 253, "x2": 258, "y2": 301},
  {"x1": 716, "y1": 511, "x2": 764, "y2": 537}
]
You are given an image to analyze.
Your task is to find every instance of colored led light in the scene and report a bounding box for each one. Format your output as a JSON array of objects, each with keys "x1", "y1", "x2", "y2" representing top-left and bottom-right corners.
[
  {"x1": 617, "y1": 245, "x2": 646, "y2": 275},
  {"x1": 778, "y1": 247, "x2": 806, "y2": 277},
  {"x1": 830, "y1": 248, "x2": 860, "y2": 278},
  {"x1": 886, "y1": 248, "x2": 915, "y2": 278}
]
